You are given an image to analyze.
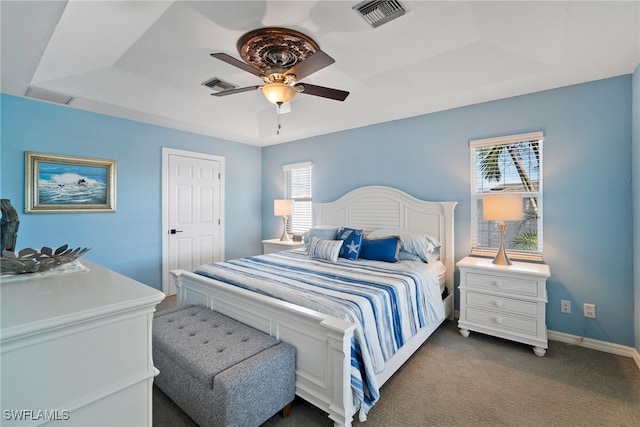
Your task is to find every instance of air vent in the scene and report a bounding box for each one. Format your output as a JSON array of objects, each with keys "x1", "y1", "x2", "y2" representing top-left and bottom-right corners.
[
  {"x1": 202, "y1": 77, "x2": 237, "y2": 92},
  {"x1": 25, "y1": 87, "x2": 74, "y2": 105},
  {"x1": 353, "y1": 0, "x2": 408, "y2": 28}
]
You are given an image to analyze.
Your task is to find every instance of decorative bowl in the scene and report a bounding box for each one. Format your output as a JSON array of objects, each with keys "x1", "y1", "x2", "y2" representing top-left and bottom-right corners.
[{"x1": 1, "y1": 245, "x2": 90, "y2": 275}]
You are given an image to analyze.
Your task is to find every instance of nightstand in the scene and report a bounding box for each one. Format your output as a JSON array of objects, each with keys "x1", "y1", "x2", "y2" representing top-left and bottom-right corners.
[
  {"x1": 262, "y1": 238, "x2": 305, "y2": 254},
  {"x1": 457, "y1": 256, "x2": 551, "y2": 356}
]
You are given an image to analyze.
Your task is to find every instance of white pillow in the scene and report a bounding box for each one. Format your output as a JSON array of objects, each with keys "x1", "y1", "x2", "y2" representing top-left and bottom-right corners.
[
  {"x1": 368, "y1": 229, "x2": 440, "y2": 263},
  {"x1": 308, "y1": 237, "x2": 343, "y2": 263}
]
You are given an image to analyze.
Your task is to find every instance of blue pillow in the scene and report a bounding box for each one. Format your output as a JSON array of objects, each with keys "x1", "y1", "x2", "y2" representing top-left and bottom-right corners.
[
  {"x1": 336, "y1": 227, "x2": 364, "y2": 260},
  {"x1": 398, "y1": 250, "x2": 423, "y2": 262},
  {"x1": 360, "y1": 237, "x2": 401, "y2": 263},
  {"x1": 303, "y1": 226, "x2": 339, "y2": 245}
]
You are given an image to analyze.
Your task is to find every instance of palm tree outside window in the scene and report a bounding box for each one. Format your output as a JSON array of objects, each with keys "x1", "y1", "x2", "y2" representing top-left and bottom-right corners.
[{"x1": 470, "y1": 132, "x2": 544, "y2": 262}]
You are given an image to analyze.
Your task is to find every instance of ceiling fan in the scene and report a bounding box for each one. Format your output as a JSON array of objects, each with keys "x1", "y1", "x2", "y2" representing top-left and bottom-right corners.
[{"x1": 210, "y1": 27, "x2": 349, "y2": 107}]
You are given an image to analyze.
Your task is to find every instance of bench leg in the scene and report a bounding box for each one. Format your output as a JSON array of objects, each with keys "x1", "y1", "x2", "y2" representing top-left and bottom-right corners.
[{"x1": 281, "y1": 403, "x2": 292, "y2": 418}]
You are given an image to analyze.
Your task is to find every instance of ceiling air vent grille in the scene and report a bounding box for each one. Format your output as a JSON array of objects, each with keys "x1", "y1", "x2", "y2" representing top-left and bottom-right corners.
[
  {"x1": 25, "y1": 87, "x2": 74, "y2": 105},
  {"x1": 353, "y1": 0, "x2": 408, "y2": 28},
  {"x1": 202, "y1": 77, "x2": 237, "y2": 92}
]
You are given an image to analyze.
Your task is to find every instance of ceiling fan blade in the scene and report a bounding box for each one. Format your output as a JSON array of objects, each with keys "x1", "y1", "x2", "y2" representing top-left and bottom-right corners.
[
  {"x1": 210, "y1": 53, "x2": 264, "y2": 77},
  {"x1": 295, "y1": 83, "x2": 349, "y2": 101},
  {"x1": 286, "y1": 50, "x2": 335, "y2": 80},
  {"x1": 211, "y1": 86, "x2": 261, "y2": 97}
]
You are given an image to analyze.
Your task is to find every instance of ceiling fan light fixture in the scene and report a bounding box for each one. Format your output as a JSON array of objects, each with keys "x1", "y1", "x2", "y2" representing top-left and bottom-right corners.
[{"x1": 261, "y1": 82, "x2": 296, "y2": 105}]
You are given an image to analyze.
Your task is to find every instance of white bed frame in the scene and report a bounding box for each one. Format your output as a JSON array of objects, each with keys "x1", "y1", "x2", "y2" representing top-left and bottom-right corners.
[{"x1": 171, "y1": 186, "x2": 456, "y2": 426}]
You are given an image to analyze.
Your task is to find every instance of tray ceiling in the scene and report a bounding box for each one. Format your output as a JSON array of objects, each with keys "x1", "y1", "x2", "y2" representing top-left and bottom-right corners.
[{"x1": 1, "y1": 1, "x2": 638, "y2": 146}]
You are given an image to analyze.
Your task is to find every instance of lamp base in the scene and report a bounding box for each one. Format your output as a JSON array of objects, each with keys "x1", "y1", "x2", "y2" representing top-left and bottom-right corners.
[
  {"x1": 492, "y1": 249, "x2": 513, "y2": 266},
  {"x1": 492, "y1": 222, "x2": 512, "y2": 266},
  {"x1": 279, "y1": 216, "x2": 290, "y2": 242}
]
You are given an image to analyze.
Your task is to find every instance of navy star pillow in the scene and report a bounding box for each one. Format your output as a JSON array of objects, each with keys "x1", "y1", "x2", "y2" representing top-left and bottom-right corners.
[{"x1": 336, "y1": 227, "x2": 364, "y2": 260}]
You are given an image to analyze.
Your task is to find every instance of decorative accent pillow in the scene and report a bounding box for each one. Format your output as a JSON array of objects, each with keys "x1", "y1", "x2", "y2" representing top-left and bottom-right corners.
[
  {"x1": 368, "y1": 228, "x2": 440, "y2": 263},
  {"x1": 303, "y1": 226, "x2": 340, "y2": 245},
  {"x1": 360, "y1": 237, "x2": 401, "y2": 263},
  {"x1": 336, "y1": 227, "x2": 364, "y2": 260},
  {"x1": 308, "y1": 237, "x2": 343, "y2": 263}
]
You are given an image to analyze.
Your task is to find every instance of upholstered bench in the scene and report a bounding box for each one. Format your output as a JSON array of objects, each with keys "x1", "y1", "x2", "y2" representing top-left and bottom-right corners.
[{"x1": 153, "y1": 305, "x2": 295, "y2": 426}]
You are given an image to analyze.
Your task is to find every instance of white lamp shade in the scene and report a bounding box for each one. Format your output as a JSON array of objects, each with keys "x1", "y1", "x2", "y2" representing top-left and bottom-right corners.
[
  {"x1": 483, "y1": 194, "x2": 523, "y2": 221},
  {"x1": 262, "y1": 83, "x2": 296, "y2": 104},
  {"x1": 274, "y1": 199, "x2": 294, "y2": 216}
]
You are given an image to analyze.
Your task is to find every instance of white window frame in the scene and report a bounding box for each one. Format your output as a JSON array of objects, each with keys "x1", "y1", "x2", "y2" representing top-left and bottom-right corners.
[
  {"x1": 470, "y1": 131, "x2": 544, "y2": 262},
  {"x1": 283, "y1": 161, "x2": 312, "y2": 234}
]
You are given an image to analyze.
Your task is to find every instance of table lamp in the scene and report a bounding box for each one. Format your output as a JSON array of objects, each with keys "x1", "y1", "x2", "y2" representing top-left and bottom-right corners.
[
  {"x1": 483, "y1": 193, "x2": 523, "y2": 265},
  {"x1": 274, "y1": 199, "x2": 294, "y2": 241}
]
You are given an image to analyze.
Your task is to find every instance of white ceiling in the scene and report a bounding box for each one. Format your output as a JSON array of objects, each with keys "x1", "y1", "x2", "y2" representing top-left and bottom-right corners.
[{"x1": 2, "y1": 1, "x2": 639, "y2": 147}]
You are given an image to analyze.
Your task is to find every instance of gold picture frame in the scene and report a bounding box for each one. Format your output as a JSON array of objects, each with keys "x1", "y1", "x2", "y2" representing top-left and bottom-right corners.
[{"x1": 25, "y1": 152, "x2": 116, "y2": 213}]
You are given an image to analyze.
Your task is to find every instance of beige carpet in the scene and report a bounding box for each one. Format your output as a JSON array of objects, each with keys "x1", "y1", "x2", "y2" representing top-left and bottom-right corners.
[{"x1": 153, "y1": 297, "x2": 640, "y2": 426}]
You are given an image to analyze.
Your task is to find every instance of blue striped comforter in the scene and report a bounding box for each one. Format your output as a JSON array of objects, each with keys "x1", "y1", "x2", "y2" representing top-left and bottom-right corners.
[{"x1": 194, "y1": 249, "x2": 445, "y2": 420}]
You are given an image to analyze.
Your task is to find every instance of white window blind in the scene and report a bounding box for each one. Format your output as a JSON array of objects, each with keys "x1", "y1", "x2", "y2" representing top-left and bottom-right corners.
[
  {"x1": 470, "y1": 132, "x2": 544, "y2": 261},
  {"x1": 283, "y1": 162, "x2": 312, "y2": 234}
]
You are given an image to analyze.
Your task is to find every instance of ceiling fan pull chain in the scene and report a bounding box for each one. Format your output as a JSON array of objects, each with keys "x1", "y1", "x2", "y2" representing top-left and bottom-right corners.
[{"x1": 276, "y1": 103, "x2": 282, "y2": 135}]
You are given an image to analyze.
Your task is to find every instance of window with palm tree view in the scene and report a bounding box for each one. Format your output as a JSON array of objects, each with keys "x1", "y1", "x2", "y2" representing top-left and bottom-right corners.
[{"x1": 470, "y1": 132, "x2": 544, "y2": 261}]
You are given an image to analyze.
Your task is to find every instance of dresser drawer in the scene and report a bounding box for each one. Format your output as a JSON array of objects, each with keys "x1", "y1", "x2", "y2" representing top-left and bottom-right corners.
[
  {"x1": 466, "y1": 292, "x2": 538, "y2": 317},
  {"x1": 466, "y1": 307, "x2": 538, "y2": 336},
  {"x1": 465, "y1": 272, "x2": 538, "y2": 297}
]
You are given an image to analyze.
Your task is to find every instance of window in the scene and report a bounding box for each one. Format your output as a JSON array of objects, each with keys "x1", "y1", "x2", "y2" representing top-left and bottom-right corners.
[
  {"x1": 470, "y1": 132, "x2": 544, "y2": 261},
  {"x1": 283, "y1": 162, "x2": 312, "y2": 234}
]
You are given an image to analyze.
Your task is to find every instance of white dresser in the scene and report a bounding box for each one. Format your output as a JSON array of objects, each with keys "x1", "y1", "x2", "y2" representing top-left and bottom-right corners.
[
  {"x1": 1, "y1": 260, "x2": 165, "y2": 426},
  {"x1": 457, "y1": 256, "x2": 551, "y2": 356}
]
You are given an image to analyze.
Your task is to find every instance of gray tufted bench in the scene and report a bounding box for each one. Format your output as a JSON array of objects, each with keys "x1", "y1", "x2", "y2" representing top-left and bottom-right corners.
[{"x1": 153, "y1": 305, "x2": 295, "y2": 426}]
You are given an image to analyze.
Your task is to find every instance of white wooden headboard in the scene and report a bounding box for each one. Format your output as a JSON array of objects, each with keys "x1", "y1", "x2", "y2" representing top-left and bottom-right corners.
[{"x1": 314, "y1": 186, "x2": 457, "y2": 318}]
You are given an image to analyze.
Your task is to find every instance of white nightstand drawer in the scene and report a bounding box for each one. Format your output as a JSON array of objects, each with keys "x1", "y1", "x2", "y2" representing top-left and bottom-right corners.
[
  {"x1": 465, "y1": 272, "x2": 538, "y2": 297},
  {"x1": 466, "y1": 292, "x2": 537, "y2": 316},
  {"x1": 466, "y1": 307, "x2": 538, "y2": 336}
]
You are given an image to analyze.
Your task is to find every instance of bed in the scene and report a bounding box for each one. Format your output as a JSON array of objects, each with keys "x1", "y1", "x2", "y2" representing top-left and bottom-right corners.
[{"x1": 171, "y1": 186, "x2": 457, "y2": 427}]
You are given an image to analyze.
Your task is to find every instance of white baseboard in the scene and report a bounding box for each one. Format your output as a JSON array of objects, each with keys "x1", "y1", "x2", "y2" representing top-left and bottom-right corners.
[
  {"x1": 633, "y1": 348, "x2": 640, "y2": 371},
  {"x1": 450, "y1": 313, "x2": 640, "y2": 371},
  {"x1": 548, "y1": 330, "x2": 640, "y2": 371}
]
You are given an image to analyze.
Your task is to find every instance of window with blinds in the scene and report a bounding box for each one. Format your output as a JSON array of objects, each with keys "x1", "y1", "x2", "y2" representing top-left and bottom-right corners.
[
  {"x1": 470, "y1": 132, "x2": 544, "y2": 261},
  {"x1": 283, "y1": 162, "x2": 312, "y2": 234}
]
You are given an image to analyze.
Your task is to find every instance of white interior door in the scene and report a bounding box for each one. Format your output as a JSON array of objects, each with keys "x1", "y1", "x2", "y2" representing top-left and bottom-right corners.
[{"x1": 162, "y1": 148, "x2": 225, "y2": 295}]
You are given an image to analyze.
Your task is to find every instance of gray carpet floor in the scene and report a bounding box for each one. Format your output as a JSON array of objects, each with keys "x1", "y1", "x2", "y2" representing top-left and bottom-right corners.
[{"x1": 153, "y1": 297, "x2": 640, "y2": 427}]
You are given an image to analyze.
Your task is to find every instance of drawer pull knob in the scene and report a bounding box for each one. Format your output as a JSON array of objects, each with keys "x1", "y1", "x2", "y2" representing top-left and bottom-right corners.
[
  {"x1": 494, "y1": 281, "x2": 503, "y2": 288},
  {"x1": 495, "y1": 317, "x2": 503, "y2": 325},
  {"x1": 495, "y1": 301, "x2": 503, "y2": 308}
]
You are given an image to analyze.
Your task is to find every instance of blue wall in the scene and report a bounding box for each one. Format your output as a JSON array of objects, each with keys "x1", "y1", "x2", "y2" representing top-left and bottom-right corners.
[
  {"x1": 1, "y1": 74, "x2": 635, "y2": 348},
  {"x1": 0, "y1": 94, "x2": 263, "y2": 289},
  {"x1": 263, "y1": 76, "x2": 635, "y2": 347}
]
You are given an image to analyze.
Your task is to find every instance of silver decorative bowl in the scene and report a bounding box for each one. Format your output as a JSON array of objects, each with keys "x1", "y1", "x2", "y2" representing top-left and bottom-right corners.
[{"x1": 1, "y1": 245, "x2": 90, "y2": 275}]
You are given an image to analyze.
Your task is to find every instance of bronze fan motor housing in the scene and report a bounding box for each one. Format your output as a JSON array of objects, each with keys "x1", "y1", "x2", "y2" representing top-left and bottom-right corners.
[{"x1": 237, "y1": 27, "x2": 320, "y2": 75}]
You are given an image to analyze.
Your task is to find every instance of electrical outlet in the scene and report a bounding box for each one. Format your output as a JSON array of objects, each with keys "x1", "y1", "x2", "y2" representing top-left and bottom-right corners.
[
  {"x1": 561, "y1": 300, "x2": 571, "y2": 314},
  {"x1": 584, "y1": 303, "x2": 596, "y2": 318}
]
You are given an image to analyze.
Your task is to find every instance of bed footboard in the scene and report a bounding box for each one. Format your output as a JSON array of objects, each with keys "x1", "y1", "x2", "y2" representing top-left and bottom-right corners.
[{"x1": 171, "y1": 269, "x2": 358, "y2": 427}]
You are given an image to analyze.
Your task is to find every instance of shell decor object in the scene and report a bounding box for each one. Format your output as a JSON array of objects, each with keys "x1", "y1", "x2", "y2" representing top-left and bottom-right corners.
[{"x1": 1, "y1": 245, "x2": 90, "y2": 275}]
